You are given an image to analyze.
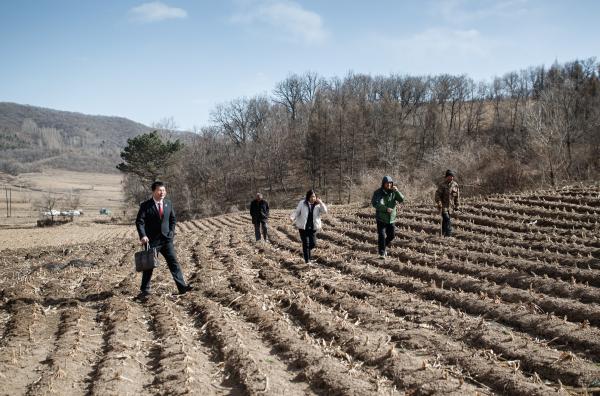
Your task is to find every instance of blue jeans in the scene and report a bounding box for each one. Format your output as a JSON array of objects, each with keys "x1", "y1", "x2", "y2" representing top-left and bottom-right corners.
[
  {"x1": 376, "y1": 220, "x2": 395, "y2": 255},
  {"x1": 299, "y1": 229, "x2": 316, "y2": 263}
]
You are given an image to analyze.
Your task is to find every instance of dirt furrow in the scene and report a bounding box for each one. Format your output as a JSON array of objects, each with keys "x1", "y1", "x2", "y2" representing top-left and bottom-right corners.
[
  {"x1": 353, "y1": 206, "x2": 600, "y2": 250},
  {"x1": 398, "y1": 204, "x2": 597, "y2": 244},
  {"x1": 197, "y1": 219, "x2": 214, "y2": 231},
  {"x1": 262, "y1": 259, "x2": 558, "y2": 395},
  {"x1": 306, "y1": 266, "x2": 600, "y2": 390},
  {"x1": 144, "y1": 295, "x2": 234, "y2": 395},
  {"x1": 186, "y1": 220, "x2": 204, "y2": 231},
  {"x1": 176, "y1": 221, "x2": 192, "y2": 234},
  {"x1": 496, "y1": 197, "x2": 600, "y2": 214},
  {"x1": 200, "y1": 283, "x2": 397, "y2": 395},
  {"x1": 459, "y1": 204, "x2": 598, "y2": 232},
  {"x1": 272, "y1": 224, "x2": 600, "y2": 361},
  {"x1": 345, "y1": 213, "x2": 600, "y2": 278},
  {"x1": 263, "y1": 227, "x2": 600, "y2": 388},
  {"x1": 406, "y1": 206, "x2": 596, "y2": 238},
  {"x1": 193, "y1": 225, "x2": 398, "y2": 394},
  {"x1": 0, "y1": 302, "x2": 60, "y2": 395},
  {"x1": 330, "y1": 216, "x2": 600, "y2": 305},
  {"x1": 487, "y1": 192, "x2": 600, "y2": 211},
  {"x1": 87, "y1": 297, "x2": 154, "y2": 395},
  {"x1": 463, "y1": 201, "x2": 600, "y2": 226},
  {"x1": 152, "y1": 232, "x2": 247, "y2": 395},
  {"x1": 185, "y1": 225, "x2": 322, "y2": 395},
  {"x1": 315, "y1": 223, "x2": 600, "y2": 328},
  {"x1": 190, "y1": 296, "x2": 318, "y2": 395},
  {"x1": 216, "y1": 225, "x2": 487, "y2": 395},
  {"x1": 339, "y1": 214, "x2": 600, "y2": 303},
  {"x1": 0, "y1": 244, "x2": 141, "y2": 394},
  {"x1": 203, "y1": 217, "x2": 230, "y2": 231},
  {"x1": 248, "y1": 241, "x2": 534, "y2": 394},
  {"x1": 351, "y1": 211, "x2": 599, "y2": 267},
  {"x1": 26, "y1": 304, "x2": 103, "y2": 396}
]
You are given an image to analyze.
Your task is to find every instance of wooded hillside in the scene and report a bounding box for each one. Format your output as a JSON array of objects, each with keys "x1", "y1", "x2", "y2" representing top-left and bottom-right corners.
[
  {"x1": 128, "y1": 58, "x2": 599, "y2": 217},
  {"x1": 0, "y1": 102, "x2": 151, "y2": 174}
]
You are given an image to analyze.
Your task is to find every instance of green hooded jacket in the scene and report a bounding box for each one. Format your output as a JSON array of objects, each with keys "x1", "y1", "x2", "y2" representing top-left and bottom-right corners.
[{"x1": 371, "y1": 176, "x2": 405, "y2": 224}]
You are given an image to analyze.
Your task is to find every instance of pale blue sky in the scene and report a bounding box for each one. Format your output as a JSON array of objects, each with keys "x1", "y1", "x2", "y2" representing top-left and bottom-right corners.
[{"x1": 1, "y1": 0, "x2": 598, "y2": 130}]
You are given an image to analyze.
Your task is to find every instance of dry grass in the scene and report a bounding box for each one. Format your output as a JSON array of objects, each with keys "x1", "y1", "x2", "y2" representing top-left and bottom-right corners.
[{"x1": 0, "y1": 170, "x2": 126, "y2": 227}]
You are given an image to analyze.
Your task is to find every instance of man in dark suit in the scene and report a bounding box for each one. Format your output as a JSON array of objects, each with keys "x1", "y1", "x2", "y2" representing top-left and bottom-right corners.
[{"x1": 135, "y1": 181, "x2": 191, "y2": 298}]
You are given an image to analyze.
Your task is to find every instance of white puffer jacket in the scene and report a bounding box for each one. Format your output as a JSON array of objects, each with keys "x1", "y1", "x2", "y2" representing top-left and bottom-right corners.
[{"x1": 290, "y1": 200, "x2": 328, "y2": 231}]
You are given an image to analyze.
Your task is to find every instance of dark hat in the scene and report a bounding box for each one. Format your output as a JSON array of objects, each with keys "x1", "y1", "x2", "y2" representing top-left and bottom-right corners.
[
  {"x1": 445, "y1": 169, "x2": 455, "y2": 177},
  {"x1": 381, "y1": 175, "x2": 394, "y2": 186}
]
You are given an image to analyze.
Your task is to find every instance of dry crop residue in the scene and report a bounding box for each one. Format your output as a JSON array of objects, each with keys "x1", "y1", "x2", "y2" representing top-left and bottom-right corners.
[{"x1": 1, "y1": 185, "x2": 599, "y2": 395}]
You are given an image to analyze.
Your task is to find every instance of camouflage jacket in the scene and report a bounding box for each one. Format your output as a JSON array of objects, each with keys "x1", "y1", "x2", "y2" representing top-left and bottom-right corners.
[{"x1": 435, "y1": 180, "x2": 460, "y2": 211}]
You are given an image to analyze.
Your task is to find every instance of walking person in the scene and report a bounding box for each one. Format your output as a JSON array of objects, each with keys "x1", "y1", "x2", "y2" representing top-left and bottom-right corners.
[
  {"x1": 435, "y1": 169, "x2": 460, "y2": 237},
  {"x1": 135, "y1": 181, "x2": 192, "y2": 299},
  {"x1": 372, "y1": 176, "x2": 405, "y2": 259},
  {"x1": 290, "y1": 190, "x2": 328, "y2": 263},
  {"x1": 250, "y1": 193, "x2": 269, "y2": 242}
]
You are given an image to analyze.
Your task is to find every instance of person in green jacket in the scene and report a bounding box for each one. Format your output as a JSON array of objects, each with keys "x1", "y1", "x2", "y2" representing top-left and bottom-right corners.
[{"x1": 371, "y1": 176, "x2": 405, "y2": 259}]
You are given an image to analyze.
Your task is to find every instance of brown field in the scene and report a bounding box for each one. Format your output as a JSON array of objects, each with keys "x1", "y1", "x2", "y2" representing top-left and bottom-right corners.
[
  {"x1": 0, "y1": 185, "x2": 599, "y2": 395},
  {"x1": 0, "y1": 170, "x2": 125, "y2": 229}
]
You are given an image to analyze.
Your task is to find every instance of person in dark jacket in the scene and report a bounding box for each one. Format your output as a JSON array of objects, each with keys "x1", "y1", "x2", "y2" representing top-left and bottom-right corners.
[
  {"x1": 371, "y1": 176, "x2": 405, "y2": 259},
  {"x1": 249, "y1": 193, "x2": 269, "y2": 242},
  {"x1": 135, "y1": 181, "x2": 191, "y2": 298}
]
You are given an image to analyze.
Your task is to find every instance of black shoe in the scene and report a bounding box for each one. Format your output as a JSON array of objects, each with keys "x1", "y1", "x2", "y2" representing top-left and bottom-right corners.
[
  {"x1": 134, "y1": 291, "x2": 151, "y2": 301},
  {"x1": 179, "y1": 285, "x2": 193, "y2": 295}
]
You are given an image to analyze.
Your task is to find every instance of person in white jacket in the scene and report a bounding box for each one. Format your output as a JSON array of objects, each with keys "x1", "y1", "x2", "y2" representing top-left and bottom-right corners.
[{"x1": 290, "y1": 190, "x2": 328, "y2": 263}]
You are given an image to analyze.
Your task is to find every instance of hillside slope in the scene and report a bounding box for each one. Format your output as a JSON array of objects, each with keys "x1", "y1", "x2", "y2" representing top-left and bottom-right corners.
[{"x1": 0, "y1": 102, "x2": 151, "y2": 174}]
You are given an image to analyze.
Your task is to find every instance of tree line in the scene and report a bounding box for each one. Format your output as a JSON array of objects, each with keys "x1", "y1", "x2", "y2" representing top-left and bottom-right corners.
[{"x1": 120, "y1": 58, "x2": 600, "y2": 218}]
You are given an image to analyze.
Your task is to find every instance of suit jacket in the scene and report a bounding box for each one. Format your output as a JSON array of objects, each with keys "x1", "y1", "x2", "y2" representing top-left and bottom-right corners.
[
  {"x1": 136, "y1": 198, "x2": 176, "y2": 243},
  {"x1": 249, "y1": 199, "x2": 269, "y2": 224}
]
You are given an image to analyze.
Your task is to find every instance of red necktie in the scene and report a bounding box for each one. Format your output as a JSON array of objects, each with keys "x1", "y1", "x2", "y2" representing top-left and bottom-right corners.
[{"x1": 158, "y1": 202, "x2": 163, "y2": 219}]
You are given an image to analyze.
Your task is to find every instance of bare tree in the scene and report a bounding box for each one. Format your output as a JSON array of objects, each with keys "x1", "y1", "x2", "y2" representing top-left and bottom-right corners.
[
  {"x1": 273, "y1": 74, "x2": 306, "y2": 121},
  {"x1": 152, "y1": 117, "x2": 180, "y2": 140},
  {"x1": 63, "y1": 190, "x2": 81, "y2": 210},
  {"x1": 302, "y1": 71, "x2": 323, "y2": 104},
  {"x1": 210, "y1": 97, "x2": 269, "y2": 145},
  {"x1": 174, "y1": 58, "x2": 599, "y2": 214},
  {"x1": 36, "y1": 191, "x2": 58, "y2": 222},
  {"x1": 525, "y1": 88, "x2": 569, "y2": 187}
]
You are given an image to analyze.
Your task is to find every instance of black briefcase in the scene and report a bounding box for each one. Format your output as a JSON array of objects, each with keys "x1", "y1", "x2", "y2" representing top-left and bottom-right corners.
[{"x1": 134, "y1": 245, "x2": 158, "y2": 272}]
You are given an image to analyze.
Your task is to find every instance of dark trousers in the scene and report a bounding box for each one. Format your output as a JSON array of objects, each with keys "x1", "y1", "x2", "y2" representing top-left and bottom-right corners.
[
  {"x1": 141, "y1": 240, "x2": 187, "y2": 293},
  {"x1": 254, "y1": 221, "x2": 268, "y2": 241},
  {"x1": 376, "y1": 220, "x2": 395, "y2": 255},
  {"x1": 299, "y1": 229, "x2": 316, "y2": 263},
  {"x1": 442, "y1": 211, "x2": 452, "y2": 236}
]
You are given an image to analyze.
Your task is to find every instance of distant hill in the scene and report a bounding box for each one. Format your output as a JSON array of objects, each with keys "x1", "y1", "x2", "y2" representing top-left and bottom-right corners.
[{"x1": 0, "y1": 102, "x2": 152, "y2": 174}]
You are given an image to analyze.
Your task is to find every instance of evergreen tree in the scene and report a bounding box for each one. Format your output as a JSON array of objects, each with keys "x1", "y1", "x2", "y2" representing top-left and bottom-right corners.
[{"x1": 117, "y1": 131, "x2": 183, "y2": 184}]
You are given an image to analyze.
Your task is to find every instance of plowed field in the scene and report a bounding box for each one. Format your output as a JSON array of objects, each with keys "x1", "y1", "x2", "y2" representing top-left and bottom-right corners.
[{"x1": 1, "y1": 186, "x2": 599, "y2": 395}]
